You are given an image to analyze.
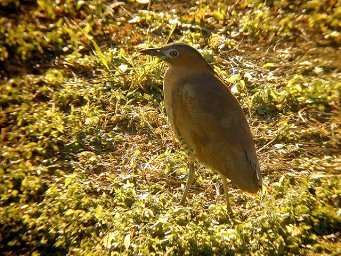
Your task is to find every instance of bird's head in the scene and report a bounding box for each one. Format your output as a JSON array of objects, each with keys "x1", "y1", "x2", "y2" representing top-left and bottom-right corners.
[{"x1": 141, "y1": 42, "x2": 213, "y2": 71}]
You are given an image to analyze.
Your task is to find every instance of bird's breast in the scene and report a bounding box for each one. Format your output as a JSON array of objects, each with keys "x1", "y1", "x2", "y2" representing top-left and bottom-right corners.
[
  {"x1": 163, "y1": 77, "x2": 188, "y2": 149},
  {"x1": 163, "y1": 69, "x2": 204, "y2": 156}
]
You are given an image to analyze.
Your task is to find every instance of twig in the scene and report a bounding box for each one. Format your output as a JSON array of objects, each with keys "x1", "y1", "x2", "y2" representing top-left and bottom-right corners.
[
  {"x1": 257, "y1": 126, "x2": 286, "y2": 153},
  {"x1": 257, "y1": 136, "x2": 278, "y2": 153},
  {"x1": 298, "y1": 108, "x2": 307, "y2": 122},
  {"x1": 166, "y1": 24, "x2": 177, "y2": 44}
]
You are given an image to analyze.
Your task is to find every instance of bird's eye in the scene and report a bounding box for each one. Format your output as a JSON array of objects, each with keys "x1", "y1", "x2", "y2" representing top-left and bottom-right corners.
[{"x1": 168, "y1": 49, "x2": 179, "y2": 58}]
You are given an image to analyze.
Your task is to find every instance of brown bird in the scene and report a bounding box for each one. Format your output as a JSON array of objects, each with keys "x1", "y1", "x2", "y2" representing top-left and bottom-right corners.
[{"x1": 141, "y1": 43, "x2": 262, "y2": 212}]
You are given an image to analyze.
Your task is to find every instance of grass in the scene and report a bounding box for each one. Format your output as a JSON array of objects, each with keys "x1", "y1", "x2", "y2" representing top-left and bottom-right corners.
[{"x1": 0, "y1": 0, "x2": 340, "y2": 255}]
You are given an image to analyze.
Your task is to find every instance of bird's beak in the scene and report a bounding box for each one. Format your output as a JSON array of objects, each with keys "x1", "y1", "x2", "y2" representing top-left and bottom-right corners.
[{"x1": 140, "y1": 47, "x2": 164, "y2": 57}]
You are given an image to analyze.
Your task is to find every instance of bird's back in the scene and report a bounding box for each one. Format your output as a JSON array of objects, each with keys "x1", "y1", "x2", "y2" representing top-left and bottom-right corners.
[{"x1": 164, "y1": 67, "x2": 262, "y2": 193}]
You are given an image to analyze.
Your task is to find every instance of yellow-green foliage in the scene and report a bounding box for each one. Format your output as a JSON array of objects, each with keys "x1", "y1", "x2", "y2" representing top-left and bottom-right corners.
[
  {"x1": 0, "y1": 0, "x2": 340, "y2": 255},
  {"x1": 240, "y1": 0, "x2": 341, "y2": 44}
]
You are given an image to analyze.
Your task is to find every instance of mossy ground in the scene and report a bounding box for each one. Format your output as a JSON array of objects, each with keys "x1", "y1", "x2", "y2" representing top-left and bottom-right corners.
[{"x1": 0, "y1": 0, "x2": 340, "y2": 255}]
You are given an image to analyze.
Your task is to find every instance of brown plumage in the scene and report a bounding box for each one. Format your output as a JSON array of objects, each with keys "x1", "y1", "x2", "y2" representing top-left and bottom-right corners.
[{"x1": 141, "y1": 43, "x2": 262, "y2": 211}]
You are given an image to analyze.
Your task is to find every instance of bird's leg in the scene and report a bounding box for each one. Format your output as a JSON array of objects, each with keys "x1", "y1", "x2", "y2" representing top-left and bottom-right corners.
[
  {"x1": 180, "y1": 161, "x2": 195, "y2": 205},
  {"x1": 219, "y1": 174, "x2": 233, "y2": 214}
]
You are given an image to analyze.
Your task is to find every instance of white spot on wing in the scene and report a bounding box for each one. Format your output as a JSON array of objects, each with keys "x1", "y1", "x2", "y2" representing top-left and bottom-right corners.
[
  {"x1": 182, "y1": 83, "x2": 196, "y2": 99},
  {"x1": 221, "y1": 117, "x2": 232, "y2": 128}
]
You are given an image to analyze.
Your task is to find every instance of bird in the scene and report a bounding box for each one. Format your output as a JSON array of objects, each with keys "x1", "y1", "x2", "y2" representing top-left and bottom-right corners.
[{"x1": 141, "y1": 42, "x2": 262, "y2": 212}]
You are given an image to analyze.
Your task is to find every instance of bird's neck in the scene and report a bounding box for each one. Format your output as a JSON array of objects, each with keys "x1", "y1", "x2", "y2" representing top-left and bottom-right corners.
[
  {"x1": 166, "y1": 63, "x2": 213, "y2": 79},
  {"x1": 164, "y1": 65, "x2": 213, "y2": 91},
  {"x1": 171, "y1": 59, "x2": 214, "y2": 73}
]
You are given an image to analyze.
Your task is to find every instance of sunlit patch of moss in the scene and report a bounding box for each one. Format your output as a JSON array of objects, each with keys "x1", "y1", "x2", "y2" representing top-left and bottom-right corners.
[
  {"x1": 114, "y1": 50, "x2": 165, "y2": 89},
  {"x1": 252, "y1": 76, "x2": 340, "y2": 115},
  {"x1": 238, "y1": 0, "x2": 340, "y2": 44},
  {"x1": 44, "y1": 69, "x2": 65, "y2": 85}
]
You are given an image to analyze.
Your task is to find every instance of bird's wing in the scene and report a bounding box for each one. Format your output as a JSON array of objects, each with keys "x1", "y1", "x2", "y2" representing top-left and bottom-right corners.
[{"x1": 176, "y1": 73, "x2": 261, "y2": 192}]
